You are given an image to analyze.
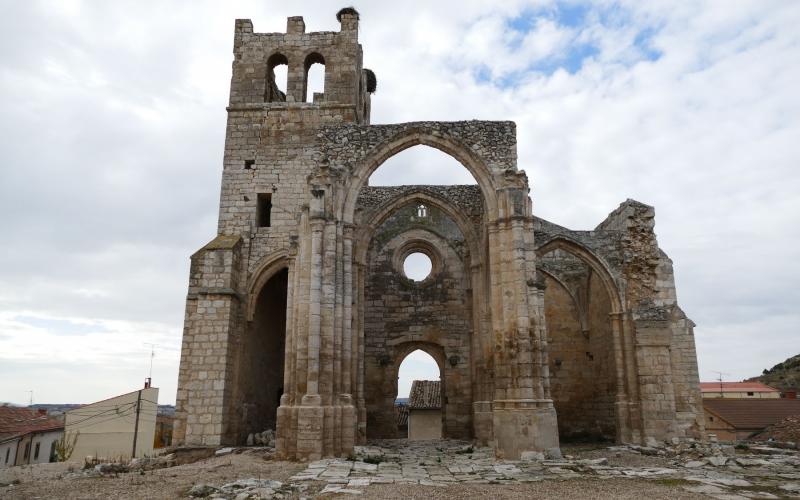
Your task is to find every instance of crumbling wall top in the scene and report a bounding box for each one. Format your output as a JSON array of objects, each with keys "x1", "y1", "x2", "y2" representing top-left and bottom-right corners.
[{"x1": 319, "y1": 121, "x2": 518, "y2": 173}]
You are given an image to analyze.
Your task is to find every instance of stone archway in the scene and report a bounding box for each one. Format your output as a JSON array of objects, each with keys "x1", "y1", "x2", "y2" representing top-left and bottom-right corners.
[
  {"x1": 367, "y1": 341, "x2": 446, "y2": 439},
  {"x1": 235, "y1": 265, "x2": 289, "y2": 442},
  {"x1": 536, "y1": 236, "x2": 636, "y2": 443},
  {"x1": 273, "y1": 121, "x2": 557, "y2": 459},
  {"x1": 333, "y1": 125, "x2": 503, "y2": 224}
]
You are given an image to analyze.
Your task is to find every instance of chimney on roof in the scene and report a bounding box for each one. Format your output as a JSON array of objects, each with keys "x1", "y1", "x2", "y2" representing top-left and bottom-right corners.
[{"x1": 144, "y1": 377, "x2": 152, "y2": 389}]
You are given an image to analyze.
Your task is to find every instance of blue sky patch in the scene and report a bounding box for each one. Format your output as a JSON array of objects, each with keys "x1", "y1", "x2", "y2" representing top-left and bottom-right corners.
[
  {"x1": 479, "y1": 2, "x2": 661, "y2": 87},
  {"x1": 633, "y1": 26, "x2": 663, "y2": 61}
]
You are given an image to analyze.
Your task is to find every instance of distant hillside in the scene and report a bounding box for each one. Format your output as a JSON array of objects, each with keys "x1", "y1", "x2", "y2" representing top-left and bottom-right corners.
[{"x1": 748, "y1": 354, "x2": 800, "y2": 392}]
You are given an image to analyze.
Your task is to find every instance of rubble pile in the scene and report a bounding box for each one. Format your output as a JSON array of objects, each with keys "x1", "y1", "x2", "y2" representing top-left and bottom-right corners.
[
  {"x1": 17, "y1": 437, "x2": 800, "y2": 498},
  {"x1": 246, "y1": 429, "x2": 276, "y2": 448},
  {"x1": 187, "y1": 479, "x2": 305, "y2": 499},
  {"x1": 754, "y1": 414, "x2": 800, "y2": 445}
]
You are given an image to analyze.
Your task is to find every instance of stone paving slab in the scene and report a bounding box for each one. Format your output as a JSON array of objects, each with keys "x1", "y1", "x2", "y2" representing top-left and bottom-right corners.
[{"x1": 284, "y1": 439, "x2": 800, "y2": 498}]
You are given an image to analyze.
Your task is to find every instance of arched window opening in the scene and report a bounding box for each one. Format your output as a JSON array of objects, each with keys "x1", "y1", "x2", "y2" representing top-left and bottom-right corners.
[
  {"x1": 304, "y1": 53, "x2": 325, "y2": 103},
  {"x1": 266, "y1": 53, "x2": 288, "y2": 102},
  {"x1": 397, "y1": 350, "x2": 442, "y2": 440},
  {"x1": 403, "y1": 252, "x2": 432, "y2": 282},
  {"x1": 368, "y1": 145, "x2": 478, "y2": 186},
  {"x1": 416, "y1": 204, "x2": 428, "y2": 218}
]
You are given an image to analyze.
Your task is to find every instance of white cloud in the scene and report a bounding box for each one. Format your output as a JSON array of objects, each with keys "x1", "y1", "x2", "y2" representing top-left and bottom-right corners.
[{"x1": 0, "y1": 0, "x2": 798, "y2": 405}]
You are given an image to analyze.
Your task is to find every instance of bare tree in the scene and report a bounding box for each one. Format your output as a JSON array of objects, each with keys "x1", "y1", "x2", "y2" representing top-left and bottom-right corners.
[{"x1": 54, "y1": 431, "x2": 79, "y2": 462}]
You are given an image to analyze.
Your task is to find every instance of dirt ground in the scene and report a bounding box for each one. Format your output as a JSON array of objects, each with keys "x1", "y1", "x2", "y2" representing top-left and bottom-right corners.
[
  {"x1": 1, "y1": 442, "x2": 796, "y2": 499},
  {"x1": 0, "y1": 452, "x2": 308, "y2": 500},
  {"x1": 0, "y1": 448, "x2": 699, "y2": 500},
  {"x1": 0, "y1": 456, "x2": 706, "y2": 500}
]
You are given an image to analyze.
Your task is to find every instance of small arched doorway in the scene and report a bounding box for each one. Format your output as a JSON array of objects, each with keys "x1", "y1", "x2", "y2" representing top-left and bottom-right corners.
[{"x1": 397, "y1": 349, "x2": 442, "y2": 439}]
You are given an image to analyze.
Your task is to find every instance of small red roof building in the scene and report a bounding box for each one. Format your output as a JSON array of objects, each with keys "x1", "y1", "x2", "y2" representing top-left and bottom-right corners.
[
  {"x1": 700, "y1": 382, "x2": 780, "y2": 394},
  {"x1": 0, "y1": 405, "x2": 63, "y2": 441}
]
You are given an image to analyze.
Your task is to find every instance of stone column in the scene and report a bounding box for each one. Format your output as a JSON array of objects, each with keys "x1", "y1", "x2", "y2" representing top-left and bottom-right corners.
[
  {"x1": 339, "y1": 224, "x2": 357, "y2": 454},
  {"x1": 489, "y1": 189, "x2": 559, "y2": 459},
  {"x1": 634, "y1": 318, "x2": 677, "y2": 443},
  {"x1": 354, "y1": 260, "x2": 368, "y2": 444},
  {"x1": 470, "y1": 260, "x2": 493, "y2": 445},
  {"x1": 609, "y1": 311, "x2": 632, "y2": 443},
  {"x1": 294, "y1": 189, "x2": 326, "y2": 460},
  {"x1": 277, "y1": 183, "x2": 357, "y2": 460}
]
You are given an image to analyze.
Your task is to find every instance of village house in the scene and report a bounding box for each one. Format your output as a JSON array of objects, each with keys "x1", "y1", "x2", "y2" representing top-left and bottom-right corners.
[
  {"x1": 64, "y1": 385, "x2": 159, "y2": 462},
  {"x1": 700, "y1": 382, "x2": 781, "y2": 399},
  {"x1": 703, "y1": 398, "x2": 800, "y2": 441},
  {"x1": 407, "y1": 380, "x2": 442, "y2": 441},
  {"x1": 0, "y1": 405, "x2": 63, "y2": 468}
]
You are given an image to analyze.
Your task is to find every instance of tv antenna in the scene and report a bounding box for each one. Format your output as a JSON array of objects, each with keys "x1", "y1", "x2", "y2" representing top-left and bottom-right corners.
[
  {"x1": 711, "y1": 370, "x2": 730, "y2": 397},
  {"x1": 143, "y1": 343, "x2": 157, "y2": 380}
]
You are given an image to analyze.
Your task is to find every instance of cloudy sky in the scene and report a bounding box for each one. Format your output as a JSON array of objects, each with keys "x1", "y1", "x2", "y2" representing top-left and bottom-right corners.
[{"x1": 1, "y1": 0, "x2": 798, "y2": 405}]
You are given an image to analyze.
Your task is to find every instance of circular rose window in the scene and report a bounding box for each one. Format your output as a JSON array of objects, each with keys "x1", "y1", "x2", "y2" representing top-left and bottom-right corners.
[{"x1": 403, "y1": 252, "x2": 433, "y2": 282}]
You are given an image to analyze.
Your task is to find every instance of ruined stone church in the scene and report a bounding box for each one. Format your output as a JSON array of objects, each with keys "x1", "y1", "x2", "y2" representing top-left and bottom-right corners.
[{"x1": 174, "y1": 8, "x2": 704, "y2": 460}]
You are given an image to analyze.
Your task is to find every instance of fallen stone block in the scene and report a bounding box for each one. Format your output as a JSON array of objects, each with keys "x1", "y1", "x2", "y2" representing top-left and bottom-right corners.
[{"x1": 520, "y1": 451, "x2": 545, "y2": 462}]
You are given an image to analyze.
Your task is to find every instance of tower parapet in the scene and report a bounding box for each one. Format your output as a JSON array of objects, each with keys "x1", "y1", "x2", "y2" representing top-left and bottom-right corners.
[{"x1": 229, "y1": 10, "x2": 370, "y2": 124}]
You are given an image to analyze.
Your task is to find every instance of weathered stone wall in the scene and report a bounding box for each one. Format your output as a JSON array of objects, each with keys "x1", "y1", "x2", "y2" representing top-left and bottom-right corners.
[
  {"x1": 175, "y1": 9, "x2": 704, "y2": 460},
  {"x1": 174, "y1": 235, "x2": 244, "y2": 446},
  {"x1": 362, "y1": 203, "x2": 473, "y2": 440},
  {"x1": 176, "y1": 11, "x2": 372, "y2": 450},
  {"x1": 541, "y1": 250, "x2": 616, "y2": 441}
]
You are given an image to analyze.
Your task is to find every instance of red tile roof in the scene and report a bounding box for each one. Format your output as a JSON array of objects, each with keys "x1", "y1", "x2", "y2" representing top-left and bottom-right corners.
[
  {"x1": 703, "y1": 398, "x2": 800, "y2": 430},
  {"x1": 0, "y1": 405, "x2": 64, "y2": 441},
  {"x1": 408, "y1": 380, "x2": 441, "y2": 410},
  {"x1": 700, "y1": 382, "x2": 779, "y2": 393}
]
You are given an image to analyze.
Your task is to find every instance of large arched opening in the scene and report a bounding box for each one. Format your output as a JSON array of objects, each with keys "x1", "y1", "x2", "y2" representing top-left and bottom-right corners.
[
  {"x1": 238, "y1": 266, "x2": 288, "y2": 441},
  {"x1": 537, "y1": 238, "x2": 625, "y2": 443},
  {"x1": 368, "y1": 145, "x2": 478, "y2": 187},
  {"x1": 340, "y1": 131, "x2": 500, "y2": 223},
  {"x1": 355, "y1": 143, "x2": 488, "y2": 442}
]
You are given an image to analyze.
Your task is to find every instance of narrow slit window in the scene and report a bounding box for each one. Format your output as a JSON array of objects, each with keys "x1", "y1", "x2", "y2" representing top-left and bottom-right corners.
[
  {"x1": 257, "y1": 193, "x2": 272, "y2": 228},
  {"x1": 34, "y1": 442, "x2": 40, "y2": 460}
]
